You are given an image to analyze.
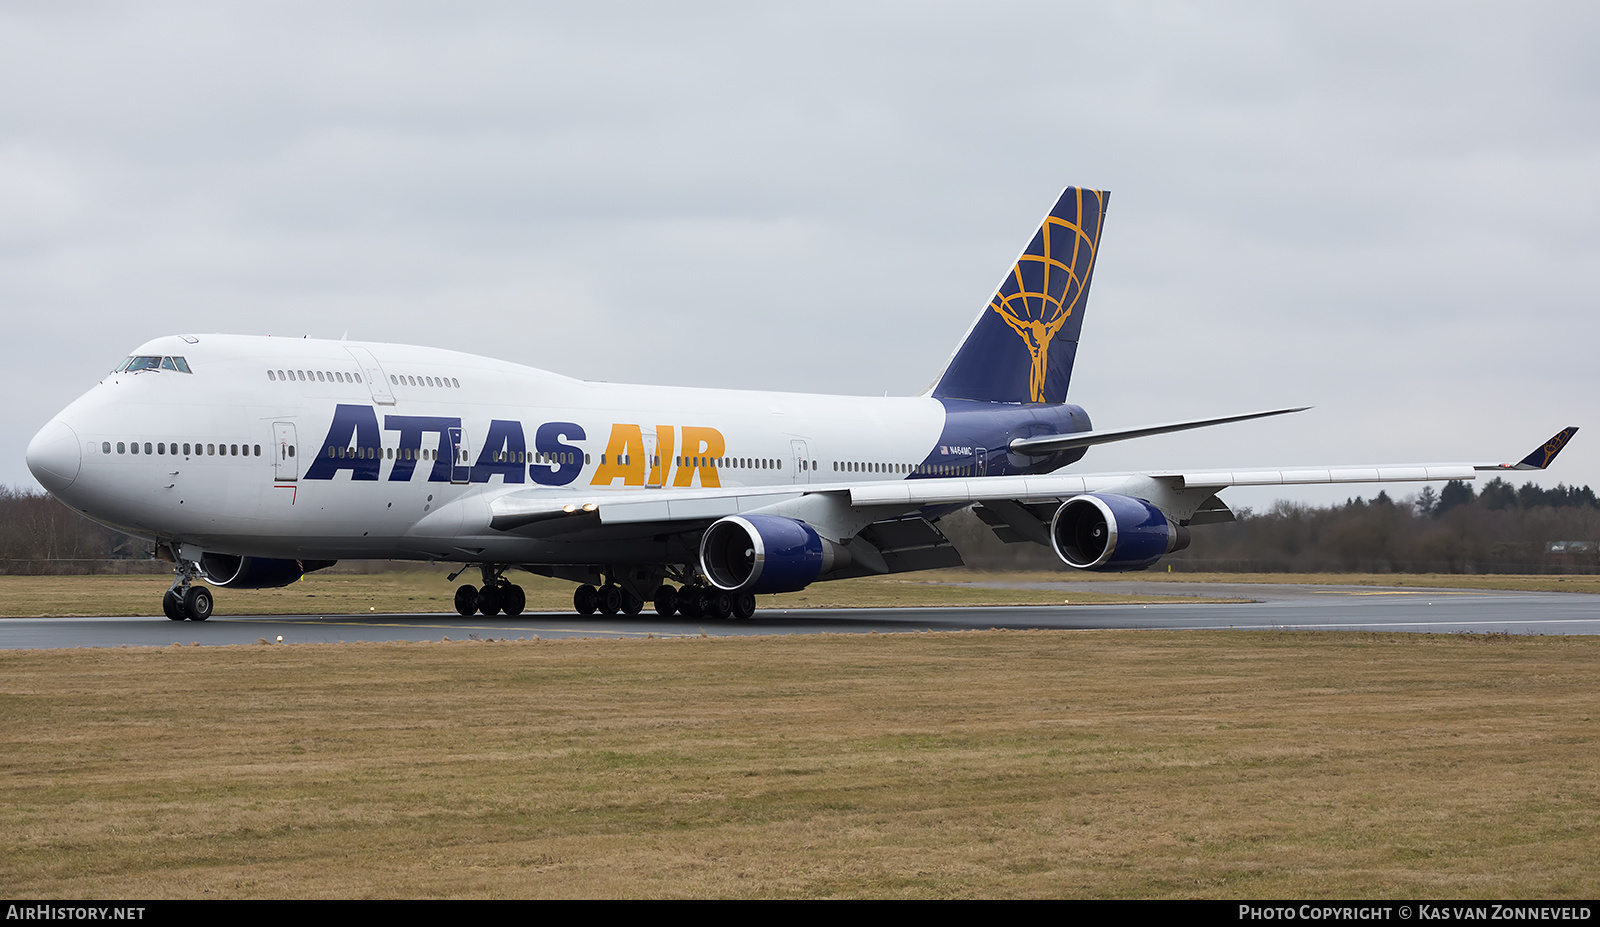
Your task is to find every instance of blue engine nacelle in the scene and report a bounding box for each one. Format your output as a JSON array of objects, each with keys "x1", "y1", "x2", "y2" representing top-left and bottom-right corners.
[
  {"x1": 1049, "y1": 493, "x2": 1190, "y2": 572},
  {"x1": 198, "y1": 553, "x2": 337, "y2": 589},
  {"x1": 699, "y1": 514, "x2": 849, "y2": 594}
]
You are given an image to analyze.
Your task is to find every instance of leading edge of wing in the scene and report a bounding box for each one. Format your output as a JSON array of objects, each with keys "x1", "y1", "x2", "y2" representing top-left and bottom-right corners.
[
  {"x1": 1006, "y1": 407, "x2": 1310, "y2": 456},
  {"x1": 485, "y1": 428, "x2": 1574, "y2": 531}
]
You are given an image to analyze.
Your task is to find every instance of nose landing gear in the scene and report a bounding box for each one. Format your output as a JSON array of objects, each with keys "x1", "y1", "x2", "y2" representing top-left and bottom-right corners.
[{"x1": 162, "y1": 558, "x2": 214, "y2": 621}]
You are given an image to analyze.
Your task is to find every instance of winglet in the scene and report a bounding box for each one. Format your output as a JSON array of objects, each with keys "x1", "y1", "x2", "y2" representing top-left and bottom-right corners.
[{"x1": 1478, "y1": 427, "x2": 1579, "y2": 471}]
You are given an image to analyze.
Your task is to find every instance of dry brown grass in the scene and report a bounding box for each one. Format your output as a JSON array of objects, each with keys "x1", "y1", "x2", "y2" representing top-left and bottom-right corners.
[{"x1": 1, "y1": 630, "x2": 1596, "y2": 898}]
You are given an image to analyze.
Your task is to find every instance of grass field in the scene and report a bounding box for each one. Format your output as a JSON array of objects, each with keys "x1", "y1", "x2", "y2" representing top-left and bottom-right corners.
[
  {"x1": 1, "y1": 569, "x2": 1593, "y2": 619},
  {"x1": 1, "y1": 629, "x2": 1596, "y2": 898}
]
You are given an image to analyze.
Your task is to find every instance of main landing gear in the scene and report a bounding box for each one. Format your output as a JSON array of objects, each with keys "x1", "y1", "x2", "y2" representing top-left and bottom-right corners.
[
  {"x1": 453, "y1": 565, "x2": 526, "y2": 617},
  {"x1": 571, "y1": 581, "x2": 756, "y2": 621},
  {"x1": 162, "y1": 559, "x2": 214, "y2": 622},
  {"x1": 572, "y1": 582, "x2": 645, "y2": 617}
]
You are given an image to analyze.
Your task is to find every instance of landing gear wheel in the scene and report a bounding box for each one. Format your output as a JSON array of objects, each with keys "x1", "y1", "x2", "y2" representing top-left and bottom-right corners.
[
  {"x1": 477, "y1": 585, "x2": 503, "y2": 617},
  {"x1": 653, "y1": 584, "x2": 678, "y2": 617},
  {"x1": 182, "y1": 586, "x2": 213, "y2": 622},
  {"x1": 454, "y1": 584, "x2": 479, "y2": 617},
  {"x1": 599, "y1": 584, "x2": 623, "y2": 616},
  {"x1": 501, "y1": 584, "x2": 526, "y2": 617},
  {"x1": 163, "y1": 590, "x2": 184, "y2": 621},
  {"x1": 679, "y1": 588, "x2": 704, "y2": 620},
  {"x1": 708, "y1": 590, "x2": 733, "y2": 621},
  {"x1": 733, "y1": 594, "x2": 757, "y2": 620},
  {"x1": 621, "y1": 588, "x2": 644, "y2": 616},
  {"x1": 574, "y1": 584, "x2": 599, "y2": 616}
]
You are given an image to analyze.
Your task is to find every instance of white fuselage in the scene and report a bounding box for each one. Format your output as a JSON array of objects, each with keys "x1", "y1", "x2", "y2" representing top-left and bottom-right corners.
[{"x1": 35, "y1": 334, "x2": 958, "y2": 563}]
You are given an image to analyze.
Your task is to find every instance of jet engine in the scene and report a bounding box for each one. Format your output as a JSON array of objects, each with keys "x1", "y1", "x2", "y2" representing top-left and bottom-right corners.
[
  {"x1": 1049, "y1": 493, "x2": 1189, "y2": 571},
  {"x1": 699, "y1": 514, "x2": 850, "y2": 594},
  {"x1": 197, "y1": 553, "x2": 337, "y2": 589}
]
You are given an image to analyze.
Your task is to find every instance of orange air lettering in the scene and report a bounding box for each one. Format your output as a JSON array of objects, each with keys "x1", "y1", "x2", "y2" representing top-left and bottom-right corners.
[
  {"x1": 673, "y1": 426, "x2": 725, "y2": 488},
  {"x1": 590, "y1": 424, "x2": 647, "y2": 486}
]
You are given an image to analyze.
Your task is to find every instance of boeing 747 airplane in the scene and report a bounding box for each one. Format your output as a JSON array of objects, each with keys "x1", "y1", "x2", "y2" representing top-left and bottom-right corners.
[{"x1": 24, "y1": 187, "x2": 1577, "y2": 621}]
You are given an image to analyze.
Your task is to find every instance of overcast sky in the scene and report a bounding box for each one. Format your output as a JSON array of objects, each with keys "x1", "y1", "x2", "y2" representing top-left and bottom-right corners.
[{"x1": 5, "y1": 2, "x2": 1596, "y2": 511}]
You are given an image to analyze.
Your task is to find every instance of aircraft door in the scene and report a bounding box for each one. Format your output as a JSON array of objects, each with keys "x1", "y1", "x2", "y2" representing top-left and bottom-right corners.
[
  {"x1": 791, "y1": 440, "x2": 810, "y2": 485},
  {"x1": 273, "y1": 423, "x2": 298, "y2": 481},
  {"x1": 643, "y1": 432, "x2": 662, "y2": 488},
  {"x1": 345, "y1": 346, "x2": 395, "y2": 406},
  {"x1": 448, "y1": 426, "x2": 471, "y2": 484}
]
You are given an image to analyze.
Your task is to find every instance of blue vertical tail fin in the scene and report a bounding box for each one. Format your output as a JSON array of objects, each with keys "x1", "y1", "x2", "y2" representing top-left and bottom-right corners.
[{"x1": 931, "y1": 187, "x2": 1109, "y2": 404}]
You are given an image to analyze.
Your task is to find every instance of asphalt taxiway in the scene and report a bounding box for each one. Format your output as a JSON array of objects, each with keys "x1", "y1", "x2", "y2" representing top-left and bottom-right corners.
[{"x1": 1, "y1": 582, "x2": 1595, "y2": 649}]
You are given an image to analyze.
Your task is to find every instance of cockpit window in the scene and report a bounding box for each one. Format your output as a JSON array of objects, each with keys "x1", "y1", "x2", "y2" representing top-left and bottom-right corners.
[{"x1": 116, "y1": 355, "x2": 192, "y2": 374}]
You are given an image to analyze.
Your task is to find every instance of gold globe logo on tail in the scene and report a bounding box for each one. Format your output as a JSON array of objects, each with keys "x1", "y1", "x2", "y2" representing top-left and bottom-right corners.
[
  {"x1": 990, "y1": 189, "x2": 1103, "y2": 402},
  {"x1": 1540, "y1": 428, "x2": 1576, "y2": 467}
]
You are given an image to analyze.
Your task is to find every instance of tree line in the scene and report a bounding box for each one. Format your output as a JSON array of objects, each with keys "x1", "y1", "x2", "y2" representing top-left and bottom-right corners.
[
  {"x1": 6, "y1": 476, "x2": 1598, "y2": 576},
  {"x1": 944, "y1": 477, "x2": 1600, "y2": 574},
  {"x1": 0, "y1": 486, "x2": 151, "y2": 573}
]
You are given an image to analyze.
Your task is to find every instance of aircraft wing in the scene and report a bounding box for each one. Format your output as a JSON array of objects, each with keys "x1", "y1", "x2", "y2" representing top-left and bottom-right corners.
[{"x1": 488, "y1": 427, "x2": 1578, "y2": 540}]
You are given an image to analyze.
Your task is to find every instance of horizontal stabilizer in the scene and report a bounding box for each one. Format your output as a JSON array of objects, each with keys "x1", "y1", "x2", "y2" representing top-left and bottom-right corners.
[
  {"x1": 1476, "y1": 427, "x2": 1579, "y2": 472},
  {"x1": 1007, "y1": 407, "x2": 1310, "y2": 456}
]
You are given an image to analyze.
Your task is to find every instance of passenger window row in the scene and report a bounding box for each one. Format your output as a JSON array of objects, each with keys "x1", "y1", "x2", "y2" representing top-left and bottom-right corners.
[
  {"x1": 324, "y1": 446, "x2": 579, "y2": 464},
  {"x1": 328, "y1": 446, "x2": 443, "y2": 461},
  {"x1": 270, "y1": 369, "x2": 362, "y2": 384},
  {"x1": 673, "y1": 456, "x2": 785, "y2": 470},
  {"x1": 489, "y1": 451, "x2": 579, "y2": 464},
  {"x1": 390, "y1": 374, "x2": 460, "y2": 389},
  {"x1": 101, "y1": 441, "x2": 262, "y2": 457},
  {"x1": 833, "y1": 461, "x2": 969, "y2": 476},
  {"x1": 263, "y1": 368, "x2": 461, "y2": 390}
]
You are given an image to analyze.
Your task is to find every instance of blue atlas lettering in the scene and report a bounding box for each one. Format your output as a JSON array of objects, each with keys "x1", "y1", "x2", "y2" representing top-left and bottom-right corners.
[
  {"x1": 383, "y1": 414, "x2": 462, "y2": 482},
  {"x1": 471, "y1": 419, "x2": 527, "y2": 484},
  {"x1": 532, "y1": 421, "x2": 586, "y2": 486},
  {"x1": 305, "y1": 404, "x2": 382, "y2": 481}
]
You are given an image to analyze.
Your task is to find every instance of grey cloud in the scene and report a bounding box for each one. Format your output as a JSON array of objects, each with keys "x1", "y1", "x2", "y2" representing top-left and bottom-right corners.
[{"x1": 4, "y1": 1, "x2": 1595, "y2": 502}]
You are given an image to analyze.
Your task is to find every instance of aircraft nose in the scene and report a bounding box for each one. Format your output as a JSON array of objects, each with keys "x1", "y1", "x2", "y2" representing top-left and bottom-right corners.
[{"x1": 26, "y1": 419, "x2": 82, "y2": 494}]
